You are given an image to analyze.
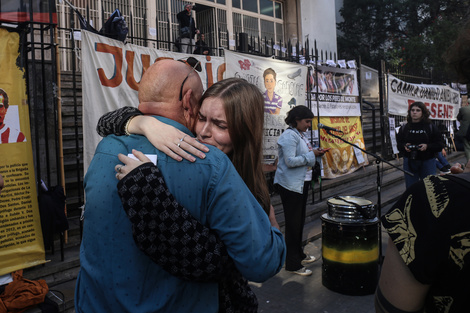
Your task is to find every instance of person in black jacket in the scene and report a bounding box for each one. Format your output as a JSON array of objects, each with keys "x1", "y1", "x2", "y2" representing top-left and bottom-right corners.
[
  {"x1": 396, "y1": 101, "x2": 444, "y2": 188},
  {"x1": 177, "y1": 4, "x2": 199, "y2": 54},
  {"x1": 193, "y1": 33, "x2": 211, "y2": 55}
]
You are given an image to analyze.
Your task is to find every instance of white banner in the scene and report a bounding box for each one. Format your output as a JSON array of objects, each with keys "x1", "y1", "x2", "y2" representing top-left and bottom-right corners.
[
  {"x1": 309, "y1": 65, "x2": 360, "y2": 117},
  {"x1": 387, "y1": 74, "x2": 461, "y2": 120},
  {"x1": 81, "y1": 31, "x2": 225, "y2": 171},
  {"x1": 225, "y1": 50, "x2": 308, "y2": 163}
]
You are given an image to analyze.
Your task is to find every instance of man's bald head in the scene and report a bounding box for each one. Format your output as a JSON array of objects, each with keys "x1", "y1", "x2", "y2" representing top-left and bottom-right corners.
[{"x1": 138, "y1": 59, "x2": 203, "y2": 130}]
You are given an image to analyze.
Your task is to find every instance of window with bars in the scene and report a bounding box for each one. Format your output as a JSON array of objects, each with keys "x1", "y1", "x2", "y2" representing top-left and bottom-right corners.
[{"x1": 57, "y1": 0, "x2": 285, "y2": 69}]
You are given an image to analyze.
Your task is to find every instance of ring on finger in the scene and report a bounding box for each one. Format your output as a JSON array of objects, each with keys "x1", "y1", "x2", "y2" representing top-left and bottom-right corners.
[
  {"x1": 177, "y1": 143, "x2": 181, "y2": 148},
  {"x1": 180, "y1": 134, "x2": 188, "y2": 142},
  {"x1": 117, "y1": 166, "x2": 122, "y2": 173}
]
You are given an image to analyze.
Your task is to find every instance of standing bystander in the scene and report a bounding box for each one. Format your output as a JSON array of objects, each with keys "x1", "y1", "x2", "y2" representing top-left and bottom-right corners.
[
  {"x1": 457, "y1": 102, "x2": 470, "y2": 162},
  {"x1": 396, "y1": 101, "x2": 444, "y2": 188},
  {"x1": 177, "y1": 4, "x2": 199, "y2": 54},
  {"x1": 274, "y1": 106, "x2": 327, "y2": 276}
]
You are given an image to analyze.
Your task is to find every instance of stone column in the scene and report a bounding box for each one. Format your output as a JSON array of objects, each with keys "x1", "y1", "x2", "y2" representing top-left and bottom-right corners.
[{"x1": 284, "y1": 0, "x2": 299, "y2": 45}]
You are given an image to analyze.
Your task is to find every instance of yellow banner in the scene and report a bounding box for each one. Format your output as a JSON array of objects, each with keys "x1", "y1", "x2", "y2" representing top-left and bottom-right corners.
[
  {"x1": 0, "y1": 28, "x2": 45, "y2": 275},
  {"x1": 314, "y1": 117, "x2": 369, "y2": 179}
]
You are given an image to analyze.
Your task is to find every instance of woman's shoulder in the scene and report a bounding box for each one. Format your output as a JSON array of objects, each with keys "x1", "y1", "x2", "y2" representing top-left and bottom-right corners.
[{"x1": 279, "y1": 128, "x2": 299, "y2": 140}]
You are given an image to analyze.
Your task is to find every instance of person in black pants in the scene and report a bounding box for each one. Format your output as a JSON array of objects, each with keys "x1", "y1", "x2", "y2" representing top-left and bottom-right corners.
[
  {"x1": 177, "y1": 4, "x2": 199, "y2": 54},
  {"x1": 274, "y1": 106, "x2": 327, "y2": 276}
]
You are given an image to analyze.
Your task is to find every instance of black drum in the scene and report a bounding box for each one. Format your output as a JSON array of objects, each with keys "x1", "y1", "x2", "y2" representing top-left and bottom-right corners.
[{"x1": 321, "y1": 196, "x2": 379, "y2": 295}]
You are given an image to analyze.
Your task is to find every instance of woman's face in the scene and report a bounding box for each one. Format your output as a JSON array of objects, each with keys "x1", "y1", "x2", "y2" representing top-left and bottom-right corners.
[
  {"x1": 264, "y1": 74, "x2": 276, "y2": 93},
  {"x1": 195, "y1": 97, "x2": 233, "y2": 154},
  {"x1": 295, "y1": 118, "x2": 312, "y2": 133},
  {"x1": 410, "y1": 105, "x2": 423, "y2": 122}
]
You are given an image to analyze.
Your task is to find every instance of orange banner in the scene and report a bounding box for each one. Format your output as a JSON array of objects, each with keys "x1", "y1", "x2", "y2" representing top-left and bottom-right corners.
[
  {"x1": 314, "y1": 117, "x2": 369, "y2": 179},
  {"x1": 0, "y1": 28, "x2": 45, "y2": 275}
]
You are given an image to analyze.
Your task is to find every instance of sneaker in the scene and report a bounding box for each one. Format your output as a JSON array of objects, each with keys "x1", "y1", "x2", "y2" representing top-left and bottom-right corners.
[
  {"x1": 301, "y1": 254, "x2": 317, "y2": 265},
  {"x1": 288, "y1": 267, "x2": 312, "y2": 276}
]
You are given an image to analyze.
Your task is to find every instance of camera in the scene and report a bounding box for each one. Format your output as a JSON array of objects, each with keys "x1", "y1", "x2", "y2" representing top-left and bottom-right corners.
[{"x1": 407, "y1": 144, "x2": 420, "y2": 159}]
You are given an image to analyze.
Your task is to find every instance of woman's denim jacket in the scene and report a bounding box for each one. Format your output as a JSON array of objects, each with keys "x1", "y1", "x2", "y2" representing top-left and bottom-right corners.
[{"x1": 274, "y1": 127, "x2": 317, "y2": 194}]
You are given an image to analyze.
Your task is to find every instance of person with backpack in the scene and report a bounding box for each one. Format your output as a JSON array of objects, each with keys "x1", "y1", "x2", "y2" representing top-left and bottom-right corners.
[{"x1": 396, "y1": 101, "x2": 444, "y2": 188}]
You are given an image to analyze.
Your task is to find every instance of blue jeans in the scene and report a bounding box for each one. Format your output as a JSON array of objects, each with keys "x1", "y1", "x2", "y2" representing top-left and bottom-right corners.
[
  {"x1": 435, "y1": 151, "x2": 450, "y2": 170},
  {"x1": 403, "y1": 157, "x2": 436, "y2": 189}
]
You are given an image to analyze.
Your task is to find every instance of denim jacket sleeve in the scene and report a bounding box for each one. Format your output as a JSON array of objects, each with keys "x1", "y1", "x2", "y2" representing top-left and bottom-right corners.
[{"x1": 278, "y1": 129, "x2": 316, "y2": 168}]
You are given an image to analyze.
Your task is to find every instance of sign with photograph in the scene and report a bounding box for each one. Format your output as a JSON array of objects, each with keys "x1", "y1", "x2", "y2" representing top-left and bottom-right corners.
[{"x1": 225, "y1": 50, "x2": 308, "y2": 163}]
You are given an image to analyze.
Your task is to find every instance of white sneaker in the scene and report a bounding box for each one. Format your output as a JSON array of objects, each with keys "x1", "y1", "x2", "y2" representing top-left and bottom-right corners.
[
  {"x1": 288, "y1": 267, "x2": 312, "y2": 276},
  {"x1": 301, "y1": 254, "x2": 317, "y2": 265}
]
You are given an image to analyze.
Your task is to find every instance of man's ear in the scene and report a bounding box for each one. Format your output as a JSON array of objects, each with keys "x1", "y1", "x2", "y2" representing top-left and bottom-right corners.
[{"x1": 182, "y1": 89, "x2": 196, "y2": 117}]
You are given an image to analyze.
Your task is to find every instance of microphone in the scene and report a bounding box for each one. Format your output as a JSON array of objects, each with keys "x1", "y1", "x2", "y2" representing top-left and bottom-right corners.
[{"x1": 318, "y1": 123, "x2": 343, "y2": 133}]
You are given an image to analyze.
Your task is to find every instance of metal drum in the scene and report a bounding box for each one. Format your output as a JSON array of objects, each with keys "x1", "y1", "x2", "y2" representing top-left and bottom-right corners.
[{"x1": 321, "y1": 196, "x2": 379, "y2": 295}]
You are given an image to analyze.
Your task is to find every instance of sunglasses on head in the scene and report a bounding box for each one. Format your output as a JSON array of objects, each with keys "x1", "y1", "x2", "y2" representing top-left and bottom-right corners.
[{"x1": 178, "y1": 57, "x2": 202, "y2": 101}]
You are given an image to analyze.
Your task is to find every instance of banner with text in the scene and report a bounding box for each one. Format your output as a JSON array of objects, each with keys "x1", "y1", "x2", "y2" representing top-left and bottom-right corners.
[
  {"x1": 81, "y1": 30, "x2": 226, "y2": 171},
  {"x1": 0, "y1": 28, "x2": 45, "y2": 275},
  {"x1": 225, "y1": 50, "x2": 308, "y2": 163},
  {"x1": 387, "y1": 74, "x2": 461, "y2": 120},
  {"x1": 310, "y1": 65, "x2": 360, "y2": 117},
  {"x1": 313, "y1": 116, "x2": 369, "y2": 179}
]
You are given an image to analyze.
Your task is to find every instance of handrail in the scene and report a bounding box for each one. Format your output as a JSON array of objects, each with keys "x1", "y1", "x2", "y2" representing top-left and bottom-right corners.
[{"x1": 362, "y1": 99, "x2": 377, "y2": 154}]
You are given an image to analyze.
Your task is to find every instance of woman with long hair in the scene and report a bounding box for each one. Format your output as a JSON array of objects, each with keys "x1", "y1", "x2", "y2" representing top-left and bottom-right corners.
[
  {"x1": 97, "y1": 77, "x2": 281, "y2": 312},
  {"x1": 396, "y1": 101, "x2": 444, "y2": 188}
]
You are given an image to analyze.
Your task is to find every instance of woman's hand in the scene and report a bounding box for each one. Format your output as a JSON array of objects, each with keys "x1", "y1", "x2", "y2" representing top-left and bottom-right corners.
[
  {"x1": 129, "y1": 115, "x2": 209, "y2": 162},
  {"x1": 314, "y1": 147, "x2": 327, "y2": 157},
  {"x1": 268, "y1": 205, "x2": 280, "y2": 230},
  {"x1": 115, "y1": 150, "x2": 151, "y2": 180},
  {"x1": 418, "y1": 143, "x2": 427, "y2": 151}
]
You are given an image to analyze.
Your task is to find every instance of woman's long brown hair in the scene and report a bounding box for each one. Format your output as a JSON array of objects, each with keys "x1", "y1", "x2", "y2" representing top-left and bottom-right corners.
[{"x1": 200, "y1": 78, "x2": 271, "y2": 214}]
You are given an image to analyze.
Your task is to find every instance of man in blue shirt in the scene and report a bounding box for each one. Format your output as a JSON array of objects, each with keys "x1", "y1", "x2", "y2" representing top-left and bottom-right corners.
[{"x1": 75, "y1": 59, "x2": 286, "y2": 312}]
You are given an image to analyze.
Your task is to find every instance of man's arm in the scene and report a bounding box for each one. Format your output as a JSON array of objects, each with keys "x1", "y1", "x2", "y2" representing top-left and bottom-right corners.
[
  {"x1": 375, "y1": 237, "x2": 430, "y2": 313},
  {"x1": 206, "y1": 156, "x2": 286, "y2": 282},
  {"x1": 117, "y1": 162, "x2": 236, "y2": 282}
]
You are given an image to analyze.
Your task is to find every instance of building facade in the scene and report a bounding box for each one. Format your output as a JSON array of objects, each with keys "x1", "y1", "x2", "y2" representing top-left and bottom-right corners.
[{"x1": 57, "y1": 0, "x2": 338, "y2": 70}]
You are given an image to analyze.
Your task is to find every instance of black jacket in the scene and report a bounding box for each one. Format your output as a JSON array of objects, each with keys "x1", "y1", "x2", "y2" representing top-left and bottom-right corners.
[
  {"x1": 177, "y1": 10, "x2": 197, "y2": 38},
  {"x1": 396, "y1": 121, "x2": 444, "y2": 160}
]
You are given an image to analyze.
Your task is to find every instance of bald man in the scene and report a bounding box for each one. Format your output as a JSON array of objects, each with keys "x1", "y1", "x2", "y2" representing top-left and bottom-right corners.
[{"x1": 75, "y1": 59, "x2": 285, "y2": 313}]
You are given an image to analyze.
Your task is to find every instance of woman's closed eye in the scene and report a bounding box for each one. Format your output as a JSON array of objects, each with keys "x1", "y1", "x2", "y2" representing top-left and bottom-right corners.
[{"x1": 198, "y1": 113, "x2": 206, "y2": 122}]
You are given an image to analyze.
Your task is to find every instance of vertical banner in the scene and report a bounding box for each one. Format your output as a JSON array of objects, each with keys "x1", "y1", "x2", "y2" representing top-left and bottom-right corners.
[
  {"x1": 314, "y1": 117, "x2": 368, "y2": 179},
  {"x1": 81, "y1": 30, "x2": 226, "y2": 171},
  {"x1": 0, "y1": 28, "x2": 45, "y2": 275},
  {"x1": 225, "y1": 50, "x2": 307, "y2": 163}
]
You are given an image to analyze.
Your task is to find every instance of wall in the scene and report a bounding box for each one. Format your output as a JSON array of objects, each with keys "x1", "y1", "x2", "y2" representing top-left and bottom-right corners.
[{"x1": 299, "y1": 0, "x2": 337, "y2": 57}]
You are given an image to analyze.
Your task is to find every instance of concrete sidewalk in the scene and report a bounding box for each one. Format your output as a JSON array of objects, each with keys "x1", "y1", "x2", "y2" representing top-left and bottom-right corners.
[{"x1": 250, "y1": 226, "x2": 390, "y2": 313}]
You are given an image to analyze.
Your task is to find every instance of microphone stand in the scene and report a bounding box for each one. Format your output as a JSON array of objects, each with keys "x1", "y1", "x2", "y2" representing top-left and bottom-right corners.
[{"x1": 323, "y1": 128, "x2": 413, "y2": 265}]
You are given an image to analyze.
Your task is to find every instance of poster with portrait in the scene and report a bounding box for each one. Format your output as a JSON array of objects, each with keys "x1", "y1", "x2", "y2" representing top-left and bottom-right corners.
[
  {"x1": 0, "y1": 27, "x2": 46, "y2": 275},
  {"x1": 225, "y1": 50, "x2": 308, "y2": 163}
]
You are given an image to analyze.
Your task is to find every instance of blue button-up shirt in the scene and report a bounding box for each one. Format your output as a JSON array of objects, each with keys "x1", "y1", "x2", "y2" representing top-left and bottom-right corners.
[{"x1": 75, "y1": 116, "x2": 286, "y2": 313}]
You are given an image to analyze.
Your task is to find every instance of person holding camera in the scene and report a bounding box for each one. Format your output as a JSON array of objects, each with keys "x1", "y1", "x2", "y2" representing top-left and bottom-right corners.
[{"x1": 397, "y1": 101, "x2": 444, "y2": 188}]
